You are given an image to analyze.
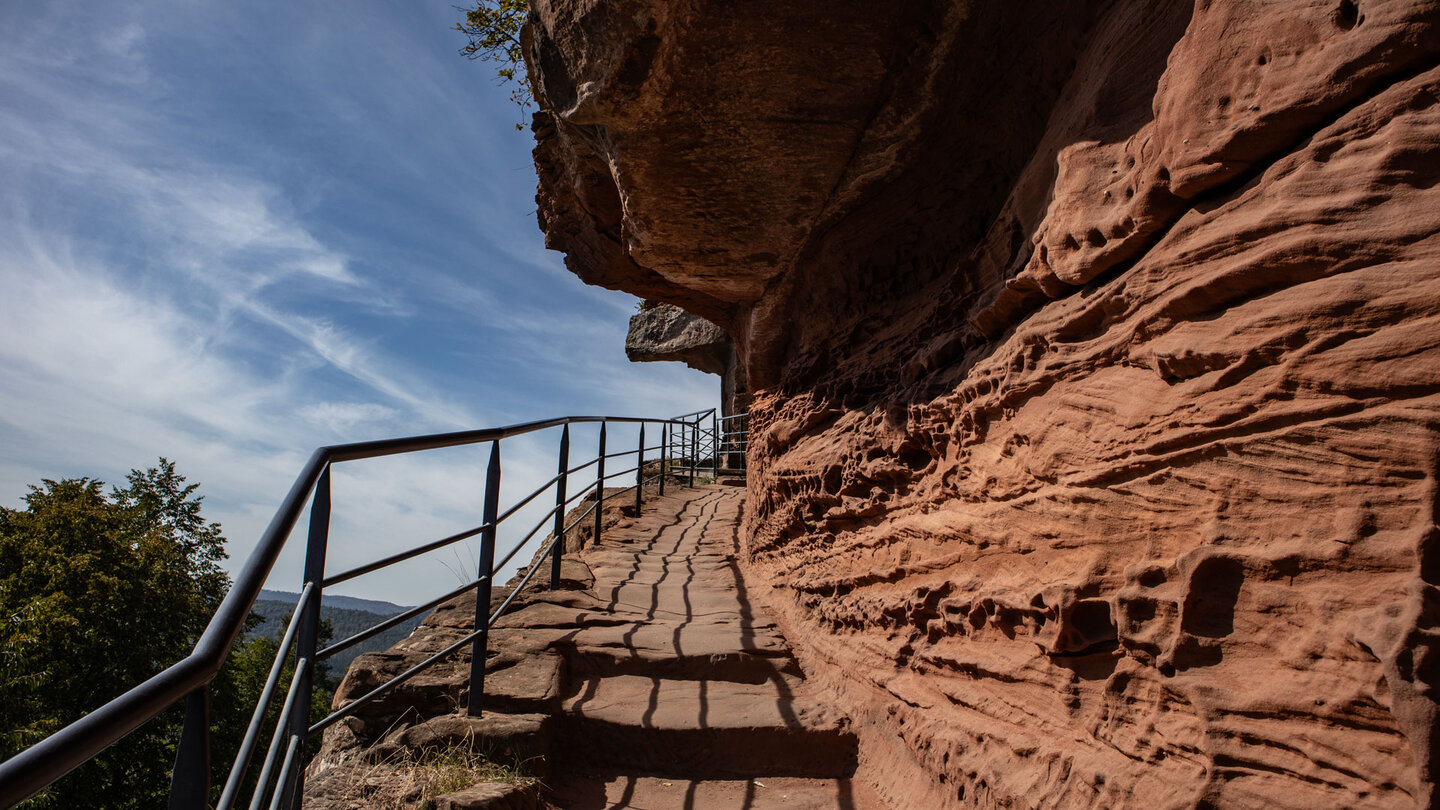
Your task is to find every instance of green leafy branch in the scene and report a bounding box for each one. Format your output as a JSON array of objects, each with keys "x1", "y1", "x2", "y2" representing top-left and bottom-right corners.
[{"x1": 455, "y1": 0, "x2": 533, "y2": 129}]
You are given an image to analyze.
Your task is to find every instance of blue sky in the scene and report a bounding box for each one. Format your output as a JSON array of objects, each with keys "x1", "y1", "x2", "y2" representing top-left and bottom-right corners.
[{"x1": 0, "y1": 0, "x2": 715, "y2": 605}]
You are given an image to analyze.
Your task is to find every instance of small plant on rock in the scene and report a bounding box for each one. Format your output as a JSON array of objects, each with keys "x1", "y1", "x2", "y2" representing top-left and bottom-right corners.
[{"x1": 415, "y1": 746, "x2": 537, "y2": 809}]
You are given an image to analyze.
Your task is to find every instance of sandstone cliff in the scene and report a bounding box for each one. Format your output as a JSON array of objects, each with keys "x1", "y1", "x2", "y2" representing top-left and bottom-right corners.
[
  {"x1": 526, "y1": 1, "x2": 1440, "y2": 807},
  {"x1": 625, "y1": 302, "x2": 750, "y2": 417}
]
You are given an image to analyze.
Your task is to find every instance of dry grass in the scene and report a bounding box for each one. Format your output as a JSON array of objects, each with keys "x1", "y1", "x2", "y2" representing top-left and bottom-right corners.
[
  {"x1": 413, "y1": 747, "x2": 537, "y2": 806},
  {"x1": 310, "y1": 743, "x2": 539, "y2": 810}
]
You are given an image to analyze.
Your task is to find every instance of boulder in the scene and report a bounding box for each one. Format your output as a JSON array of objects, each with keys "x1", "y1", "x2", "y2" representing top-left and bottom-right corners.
[{"x1": 625, "y1": 302, "x2": 729, "y2": 375}]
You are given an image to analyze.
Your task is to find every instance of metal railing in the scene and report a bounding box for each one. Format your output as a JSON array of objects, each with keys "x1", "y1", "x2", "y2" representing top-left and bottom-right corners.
[
  {"x1": 0, "y1": 409, "x2": 727, "y2": 809},
  {"x1": 719, "y1": 412, "x2": 748, "y2": 472},
  {"x1": 666, "y1": 408, "x2": 718, "y2": 481}
]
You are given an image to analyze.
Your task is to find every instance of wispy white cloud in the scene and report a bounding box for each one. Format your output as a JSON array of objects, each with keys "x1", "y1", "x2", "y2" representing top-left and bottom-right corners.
[
  {"x1": 0, "y1": 227, "x2": 520, "y2": 605},
  {"x1": 298, "y1": 402, "x2": 399, "y2": 433},
  {"x1": 0, "y1": 0, "x2": 721, "y2": 607}
]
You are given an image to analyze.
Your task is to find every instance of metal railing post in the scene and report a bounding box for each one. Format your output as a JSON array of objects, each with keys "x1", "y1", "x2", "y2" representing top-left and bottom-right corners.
[
  {"x1": 712, "y1": 412, "x2": 720, "y2": 479},
  {"x1": 635, "y1": 423, "x2": 645, "y2": 513},
  {"x1": 594, "y1": 421, "x2": 606, "y2": 546},
  {"x1": 283, "y1": 465, "x2": 330, "y2": 809},
  {"x1": 168, "y1": 687, "x2": 210, "y2": 810},
  {"x1": 467, "y1": 441, "x2": 501, "y2": 717},
  {"x1": 549, "y1": 425, "x2": 569, "y2": 590},
  {"x1": 1, "y1": 410, "x2": 746, "y2": 810},
  {"x1": 688, "y1": 419, "x2": 697, "y2": 487}
]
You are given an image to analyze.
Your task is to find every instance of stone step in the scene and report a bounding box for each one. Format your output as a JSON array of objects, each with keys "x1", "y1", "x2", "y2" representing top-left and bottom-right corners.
[
  {"x1": 568, "y1": 642, "x2": 799, "y2": 684},
  {"x1": 585, "y1": 559, "x2": 734, "y2": 581},
  {"x1": 589, "y1": 565, "x2": 735, "y2": 588},
  {"x1": 600, "y1": 591, "x2": 780, "y2": 628},
  {"x1": 559, "y1": 675, "x2": 857, "y2": 779},
  {"x1": 546, "y1": 774, "x2": 890, "y2": 810},
  {"x1": 561, "y1": 622, "x2": 800, "y2": 683}
]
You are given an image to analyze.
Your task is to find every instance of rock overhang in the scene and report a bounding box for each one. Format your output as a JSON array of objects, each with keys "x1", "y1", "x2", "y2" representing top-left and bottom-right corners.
[
  {"x1": 528, "y1": 1, "x2": 1109, "y2": 382},
  {"x1": 519, "y1": 0, "x2": 1440, "y2": 806}
]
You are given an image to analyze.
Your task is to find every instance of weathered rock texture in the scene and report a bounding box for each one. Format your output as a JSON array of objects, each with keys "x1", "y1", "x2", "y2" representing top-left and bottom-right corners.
[
  {"x1": 625, "y1": 303, "x2": 729, "y2": 374},
  {"x1": 625, "y1": 302, "x2": 750, "y2": 416},
  {"x1": 307, "y1": 486, "x2": 885, "y2": 809},
  {"x1": 528, "y1": 0, "x2": 1440, "y2": 807}
]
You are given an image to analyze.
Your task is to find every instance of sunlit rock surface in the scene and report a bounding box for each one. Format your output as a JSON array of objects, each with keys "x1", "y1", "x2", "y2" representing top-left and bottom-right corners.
[
  {"x1": 625, "y1": 303, "x2": 729, "y2": 375},
  {"x1": 626, "y1": 302, "x2": 750, "y2": 417},
  {"x1": 528, "y1": 1, "x2": 1440, "y2": 807}
]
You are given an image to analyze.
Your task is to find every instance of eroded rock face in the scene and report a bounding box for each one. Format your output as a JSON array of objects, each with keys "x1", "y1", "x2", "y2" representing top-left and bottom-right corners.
[
  {"x1": 625, "y1": 303, "x2": 729, "y2": 375},
  {"x1": 528, "y1": 0, "x2": 1440, "y2": 807},
  {"x1": 626, "y1": 302, "x2": 751, "y2": 416}
]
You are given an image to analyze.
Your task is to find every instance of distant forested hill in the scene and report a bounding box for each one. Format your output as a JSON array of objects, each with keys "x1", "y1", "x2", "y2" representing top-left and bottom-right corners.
[{"x1": 249, "y1": 590, "x2": 424, "y2": 672}]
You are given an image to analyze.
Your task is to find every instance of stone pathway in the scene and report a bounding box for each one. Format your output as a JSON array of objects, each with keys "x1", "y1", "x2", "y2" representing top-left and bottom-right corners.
[{"x1": 311, "y1": 485, "x2": 886, "y2": 810}]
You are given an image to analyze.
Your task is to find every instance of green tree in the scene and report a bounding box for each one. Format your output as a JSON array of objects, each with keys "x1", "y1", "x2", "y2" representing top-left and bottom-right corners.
[
  {"x1": 0, "y1": 470, "x2": 212, "y2": 808},
  {"x1": 456, "y1": 0, "x2": 532, "y2": 128},
  {"x1": 0, "y1": 460, "x2": 334, "y2": 808}
]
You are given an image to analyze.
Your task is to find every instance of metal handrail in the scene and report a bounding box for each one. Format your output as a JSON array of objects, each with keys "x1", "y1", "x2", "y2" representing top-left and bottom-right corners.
[
  {"x1": 216, "y1": 583, "x2": 314, "y2": 810},
  {"x1": 0, "y1": 409, "x2": 719, "y2": 810},
  {"x1": 317, "y1": 578, "x2": 478, "y2": 662},
  {"x1": 718, "y1": 412, "x2": 749, "y2": 473}
]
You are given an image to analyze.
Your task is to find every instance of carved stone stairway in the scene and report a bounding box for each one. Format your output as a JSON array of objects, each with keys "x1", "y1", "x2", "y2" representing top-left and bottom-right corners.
[{"x1": 306, "y1": 485, "x2": 887, "y2": 810}]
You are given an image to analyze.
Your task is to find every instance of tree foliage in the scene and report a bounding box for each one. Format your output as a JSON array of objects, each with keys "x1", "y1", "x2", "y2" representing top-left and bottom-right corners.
[
  {"x1": 456, "y1": 0, "x2": 533, "y2": 128},
  {"x1": 208, "y1": 614, "x2": 334, "y2": 804},
  {"x1": 0, "y1": 460, "x2": 334, "y2": 808}
]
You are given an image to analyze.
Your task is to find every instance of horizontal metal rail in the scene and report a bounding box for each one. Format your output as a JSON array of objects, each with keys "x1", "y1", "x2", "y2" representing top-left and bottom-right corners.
[
  {"x1": 215, "y1": 583, "x2": 313, "y2": 810},
  {"x1": 323, "y1": 521, "x2": 492, "y2": 588},
  {"x1": 317, "y1": 578, "x2": 479, "y2": 662},
  {"x1": 308, "y1": 622, "x2": 482, "y2": 737},
  {"x1": 0, "y1": 409, "x2": 717, "y2": 809}
]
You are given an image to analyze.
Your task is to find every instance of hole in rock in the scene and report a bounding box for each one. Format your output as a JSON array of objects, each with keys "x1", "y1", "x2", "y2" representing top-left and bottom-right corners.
[
  {"x1": 1181, "y1": 556, "x2": 1244, "y2": 638},
  {"x1": 1420, "y1": 528, "x2": 1440, "y2": 585},
  {"x1": 1257, "y1": 53, "x2": 1268, "y2": 65},
  {"x1": 899, "y1": 447, "x2": 931, "y2": 471},
  {"x1": 1053, "y1": 646, "x2": 1120, "y2": 681},
  {"x1": 1157, "y1": 167, "x2": 1171, "y2": 184},
  {"x1": 967, "y1": 605, "x2": 987, "y2": 630},
  {"x1": 1136, "y1": 567, "x2": 1167, "y2": 588},
  {"x1": 1068, "y1": 600, "x2": 1118, "y2": 649},
  {"x1": 1173, "y1": 637, "x2": 1223, "y2": 670},
  {"x1": 1063, "y1": 234, "x2": 1081, "y2": 251},
  {"x1": 1123, "y1": 598, "x2": 1158, "y2": 625},
  {"x1": 1334, "y1": 0, "x2": 1359, "y2": 29},
  {"x1": 1085, "y1": 228, "x2": 1108, "y2": 247}
]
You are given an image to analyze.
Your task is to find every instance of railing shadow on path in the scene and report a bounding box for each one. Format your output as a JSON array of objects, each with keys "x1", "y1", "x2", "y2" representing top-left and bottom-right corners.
[
  {"x1": 727, "y1": 499, "x2": 859, "y2": 810},
  {"x1": 0, "y1": 409, "x2": 744, "y2": 810}
]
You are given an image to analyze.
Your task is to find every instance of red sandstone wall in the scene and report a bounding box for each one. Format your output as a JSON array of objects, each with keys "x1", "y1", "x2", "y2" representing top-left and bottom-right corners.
[{"x1": 527, "y1": 1, "x2": 1440, "y2": 806}]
